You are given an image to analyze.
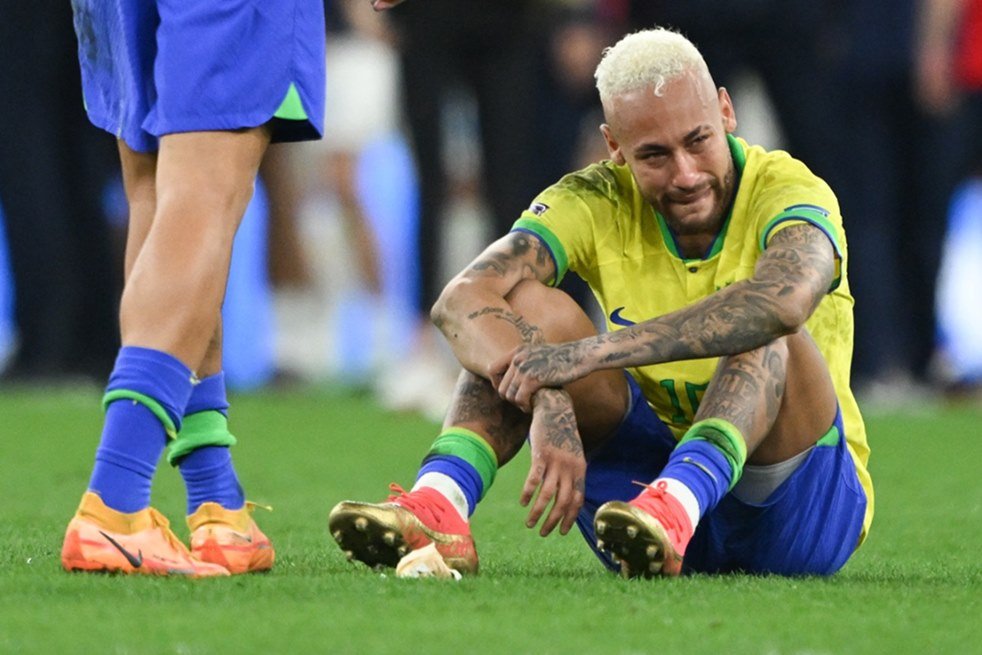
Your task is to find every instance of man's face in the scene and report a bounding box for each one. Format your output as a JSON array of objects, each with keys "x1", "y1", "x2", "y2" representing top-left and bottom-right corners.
[{"x1": 601, "y1": 72, "x2": 737, "y2": 236}]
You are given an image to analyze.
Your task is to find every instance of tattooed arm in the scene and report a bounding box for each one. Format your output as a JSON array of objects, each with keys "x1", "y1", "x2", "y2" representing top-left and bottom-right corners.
[
  {"x1": 495, "y1": 223, "x2": 836, "y2": 410},
  {"x1": 431, "y1": 231, "x2": 557, "y2": 377},
  {"x1": 432, "y1": 232, "x2": 585, "y2": 534},
  {"x1": 522, "y1": 387, "x2": 585, "y2": 536}
]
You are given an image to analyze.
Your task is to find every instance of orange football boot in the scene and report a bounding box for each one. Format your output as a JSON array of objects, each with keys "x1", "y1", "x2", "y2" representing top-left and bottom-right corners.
[
  {"x1": 188, "y1": 501, "x2": 274, "y2": 574},
  {"x1": 328, "y1": 484, "x2": 478, "y2": 575},
  {"x1": 61, "y1": 492, "x2": 229, "y2": 577},
  {"x1": 593, "y1": 481, "x2": 693, "y2": 578}
]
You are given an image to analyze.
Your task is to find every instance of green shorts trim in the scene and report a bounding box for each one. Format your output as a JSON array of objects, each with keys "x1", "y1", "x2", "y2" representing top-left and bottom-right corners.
[{"x1": 273, "y1": 83, "x2": 309, "y2": 121}]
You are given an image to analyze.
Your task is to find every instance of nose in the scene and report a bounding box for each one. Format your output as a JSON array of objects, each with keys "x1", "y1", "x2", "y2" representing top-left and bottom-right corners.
[{"x1": 671, "y1": 151, "x2": 701, "y2": 189}]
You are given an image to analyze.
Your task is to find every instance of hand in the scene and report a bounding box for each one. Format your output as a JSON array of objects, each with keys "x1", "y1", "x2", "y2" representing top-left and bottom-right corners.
[
  {"x1": 491, "y1": 341, "x2": 591, "y2": 412},
  {"x1": 520, "y1": 389, "x2": 586, "y2": 537}
]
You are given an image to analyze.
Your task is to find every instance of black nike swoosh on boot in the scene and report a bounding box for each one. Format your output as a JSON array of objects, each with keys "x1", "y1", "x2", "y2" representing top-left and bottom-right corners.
[{"x1": 99, "y1": 531, "x2": 144, "y2": 568}]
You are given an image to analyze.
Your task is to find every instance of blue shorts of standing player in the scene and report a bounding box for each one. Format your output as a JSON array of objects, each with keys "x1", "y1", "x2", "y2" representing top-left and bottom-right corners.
[
  {"x1": 62, "y1": 0, "x2": 332, "y2": 576},
  {"x1": 577, "y1": 376, "x2": 867, "y2": 576},
  {"x1": 72, "y1": 0, "x2": 325, "y2": 152}
]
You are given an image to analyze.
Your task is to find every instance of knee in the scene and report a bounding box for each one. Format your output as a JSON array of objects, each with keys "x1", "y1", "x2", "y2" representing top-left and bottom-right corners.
[
  {"x1": 155, "y1": 178, "x2": 255, "y2": 245},
  {"x1": 505, "y1": 280, "x2": 596, "y2": 343}
]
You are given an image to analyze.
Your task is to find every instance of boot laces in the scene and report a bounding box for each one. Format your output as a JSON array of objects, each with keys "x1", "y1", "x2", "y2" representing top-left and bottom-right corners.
[
  {"x1": 629, "y1": 480, "x2": 691, "y2": 537},
  {"x1": 147, "y1": 508, "x2": 193, "y2": 556},
  {"x1": 386, "y1": 483, "x2": 449, "y2": 524}
]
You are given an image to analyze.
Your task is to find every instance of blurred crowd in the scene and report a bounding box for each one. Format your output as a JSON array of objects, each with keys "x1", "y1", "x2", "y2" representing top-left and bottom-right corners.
[{"x1": 1, "y1": 0, "x2": 980, "y2": 413}]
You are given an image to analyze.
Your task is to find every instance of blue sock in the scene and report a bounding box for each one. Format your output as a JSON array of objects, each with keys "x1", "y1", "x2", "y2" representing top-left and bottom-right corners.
[
  {"x1": 88, "y1": 346, "x2": 195, "y2": 513},
  {"x1": 177, "y1": 373, "x2": 245, "y2": 513},
  {"x1": 415, "y1": 429, "x2": 498, "y2": 516},
  {"x1": 181, "y1": 445, "x2": 244, "y2": 514},
  {"x1": 416, "y1": 457, "x2": 485, "y2": 516},
  {"x1": 184, "y1": 372, "x2": 229, "y2": 417},
  {"x1": 657, "y1": 439, "x2": 735, "y2": 517}
]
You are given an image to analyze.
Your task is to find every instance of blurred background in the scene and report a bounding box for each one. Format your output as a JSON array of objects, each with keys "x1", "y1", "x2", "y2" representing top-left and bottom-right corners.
[{"x1": 1, "y1": 0, "x2": 980, "y2": 419}]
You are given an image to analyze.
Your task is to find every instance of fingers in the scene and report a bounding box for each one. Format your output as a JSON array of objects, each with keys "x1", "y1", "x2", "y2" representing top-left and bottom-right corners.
[
  {"x1": 496, "y1": 362, "x2": 517, "y2": 403},
  {"x1": 489, "y1": 368, "x2": 504, "y2": 390},
  {"x1": 492, "y1": 346, "x2": 555, "y2": 412},
  {"x1": 559, "y1": 483, "x2": 585, "y2": 535},
  {"x1": 540, "y1": 474, "x2": 585, "y2": 536},
  {"x1": 492, "y1": 348, "x2": 535, "y2": 411},
  {"x1": 525, "y1": 468, "x2": 556, "y2": 530},
  {"x1": 496, "y1": 362, "x2": 540, "y2": 413},
  {"x1": 488, "y1": 348, "x2": 517, "y2": 386},
  {"x1": 497, "y1": 363, "x2": 536, "y2": 414},
  {"x1": 522, "y1": 465, "x2": 586, "y2": 537},
  {"x1": 514, "y1": 381, "x2": 535, "y2": 414},
  {"x1": 520, "y1": 462, "x2": 544, "y2": 507},
  {"x1": 538, "y1": 474, "x2": 571, "y2": 536}
]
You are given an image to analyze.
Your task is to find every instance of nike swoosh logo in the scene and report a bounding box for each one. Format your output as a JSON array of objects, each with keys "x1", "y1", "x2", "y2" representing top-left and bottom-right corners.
[
  {"x1": 609, "y1": 307, "x2": 637, "y2": 327},
  {"x1": 100, "y1": 531, "x2": 144, "y2": 568}
]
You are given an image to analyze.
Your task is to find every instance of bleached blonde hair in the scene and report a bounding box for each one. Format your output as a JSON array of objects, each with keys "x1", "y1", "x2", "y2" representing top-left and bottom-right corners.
[{"x1": 595, "y1": 28, "x2": 712, "y2": 103}]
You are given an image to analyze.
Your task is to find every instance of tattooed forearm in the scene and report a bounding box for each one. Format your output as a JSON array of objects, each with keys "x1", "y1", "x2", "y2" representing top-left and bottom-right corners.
[
  {"x1": 466, "y1": 307, "x2": 545, "y2": 345},
  {"x1": 598, "y1": 286, "x2": 785, "y2": 363},
  {"x1": 532, "y1": 389, "x2": 583, "y2": 457},
  {"x1": 592, "y1": 223, "x2": 835, "y2": 369}
]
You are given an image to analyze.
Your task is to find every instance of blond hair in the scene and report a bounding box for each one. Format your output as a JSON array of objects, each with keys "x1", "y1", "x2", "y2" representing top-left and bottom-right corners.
[{"x1": 595, "y1": 28, "x2": 711, "y2": 102}]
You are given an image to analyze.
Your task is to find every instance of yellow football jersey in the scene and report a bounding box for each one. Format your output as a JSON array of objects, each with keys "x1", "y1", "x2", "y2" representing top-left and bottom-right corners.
[{"x1": 513, "y1": 135, "x2": 873, "y2": 539}]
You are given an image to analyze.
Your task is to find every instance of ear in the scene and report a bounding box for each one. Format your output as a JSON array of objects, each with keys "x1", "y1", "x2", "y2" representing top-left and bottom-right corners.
[
  {"x1": 600, "y1": 124, "x2": 626, "y2": 165},
  {"x1": 718, "y1": 87, "x2": 737, "y2": 133}
]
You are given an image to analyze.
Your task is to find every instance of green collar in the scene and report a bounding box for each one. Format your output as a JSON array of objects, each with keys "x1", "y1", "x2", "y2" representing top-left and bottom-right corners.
[{"x1": 654, "y1": 133, "x2": 746, "y2": 262}]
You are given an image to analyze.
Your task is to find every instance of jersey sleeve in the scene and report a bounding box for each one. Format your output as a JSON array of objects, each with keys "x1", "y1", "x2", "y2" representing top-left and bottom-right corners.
[
  {"x1": 510, "y1": 170, "x2": 604, "y2": 287},
  {"x1": 752, "y1": 158, "x2": 846, "y2": 291}
]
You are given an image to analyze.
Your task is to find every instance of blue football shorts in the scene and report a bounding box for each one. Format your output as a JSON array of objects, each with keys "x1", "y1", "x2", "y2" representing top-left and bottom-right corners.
[
  {"x1": 72, "y1": 0, "x2": 326, "y2": 152},
  {"x1": 576, "y1": 375, "x2": 867, "y2": 576}
]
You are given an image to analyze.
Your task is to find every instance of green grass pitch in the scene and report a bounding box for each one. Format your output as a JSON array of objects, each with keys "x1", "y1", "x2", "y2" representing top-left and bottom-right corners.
[{"x1": 0, "y1": 386, "x2": 979, "y2": 654}]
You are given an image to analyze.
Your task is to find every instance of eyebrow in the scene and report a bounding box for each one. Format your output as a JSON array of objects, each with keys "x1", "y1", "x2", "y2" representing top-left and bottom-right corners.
[{"x1": 633, "y1": 125, "x2": 712, "y2": 155}]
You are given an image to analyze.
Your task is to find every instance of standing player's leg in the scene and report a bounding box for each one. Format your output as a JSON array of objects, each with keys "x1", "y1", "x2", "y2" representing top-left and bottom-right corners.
[
  {"x1": 593, "y1": 330, "x2": 838, "y2": 578},
  {"x1": 119, "y1": 141, "x2": 274, "y2": 573},
  {"x1": 329, "y1": 280, "x2": 628, "y2": 575},
  {"x1": 112, "y1": 140, "x2": 270, "y2": 575},
  {"x1": 136, "y1": 129, "x2": 274, "y2": 574},
  {"x1": 62, "y1": 142, "x2": 230, "y2": 577},
  {"x1": 62, "y1": 129, "x2": 269, "y2": 576},
  {"x1": 178, "y1": 328, "x2": 275, "y2": 575},
  {"x1": 119, "y1": 129, "x2": 268, "y2": 363}
]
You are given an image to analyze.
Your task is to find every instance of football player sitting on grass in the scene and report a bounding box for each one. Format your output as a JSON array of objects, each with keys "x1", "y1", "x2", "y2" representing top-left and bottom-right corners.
[{"x1": 330, "y1": 27, "x2": 873, "y2": 579}]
